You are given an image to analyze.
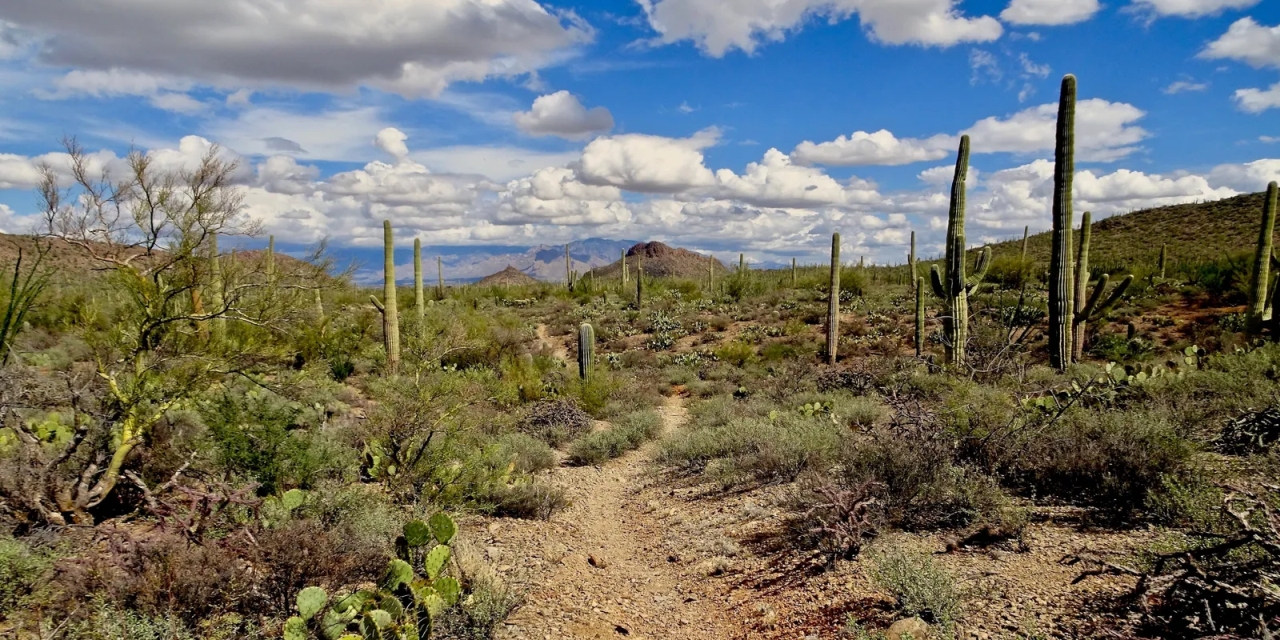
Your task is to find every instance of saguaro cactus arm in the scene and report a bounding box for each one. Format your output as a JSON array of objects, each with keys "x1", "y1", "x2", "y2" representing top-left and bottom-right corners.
[
  {"x1": 929, "y1": 264, "x2": 946, "y2": 299},
  {"x1": 966, "y1": 247, "x2": 991, "y2": 291},
  {"x1": 1077, "y1": 274, "x2": 1134, "y2": 323}
]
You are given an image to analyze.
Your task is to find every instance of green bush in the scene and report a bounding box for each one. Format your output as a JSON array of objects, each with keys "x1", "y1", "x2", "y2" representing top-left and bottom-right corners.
[
  {"x1": 567, "y1": 410, "x2": 662, "y2": 465},
  {"x1": 0, "y1": 535, "x2": 53, "y2": 617},
  {"x1": 865, "y1": 543, "x2": 962, "y2": 627}
]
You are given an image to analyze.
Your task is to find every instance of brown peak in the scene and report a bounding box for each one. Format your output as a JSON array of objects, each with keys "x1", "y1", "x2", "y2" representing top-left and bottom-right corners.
[
  {"x1": 626, "y1": 241, "x2": 684, "y2": 258},
  {"x1": 498, "y1": 265, "x2": 523, "y2": 273}
]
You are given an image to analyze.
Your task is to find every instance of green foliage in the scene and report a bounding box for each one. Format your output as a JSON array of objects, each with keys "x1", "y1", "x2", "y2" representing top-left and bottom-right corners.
[
  {"x1": 865, "y1": 543, "x2": 962, "y2": 627},
  {"x1": 0, "y1": 535, "x2": 54, "y2": 617},
  {"x1": 566, "y1": 410, "x2": 661, "y2": 465},
  {"x1": 0, "y1": 244, "x2": 50, "y2": 366}
]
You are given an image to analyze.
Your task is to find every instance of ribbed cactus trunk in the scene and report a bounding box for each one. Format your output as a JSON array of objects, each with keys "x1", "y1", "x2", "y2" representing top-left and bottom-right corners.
[
  {"x1": 915, "y1": 276, "x2": 926, "y2": 357},
  {"x1": 437, "y1": 256, "x2": 444, "y2": 300},
  {"x1": 413, "y1": 238, "x2": 425, "y2": 322},
  {"x1": 1020, "y1": 226, "x2": 1029, "y2": 260},
  {"x1": 578, "y1": 323, "x2": 594, "y2": 381},
  {"x1": 791, "y1": 257, "x2": 797, "y2": 288},
  {"x1": 929, "y1": 136, "x2": 989, "y2": 367},
  {"x1": 1048, "y1": 74, "x2": 1077, "y2": 371},
  {"x1": 909, "y1": 231, "x2": 918, "y2": 290},
  {"x1": 375, "y1": 220, "x2": 400, "y2": 376},
  {"x1": 1072, "y1": 212, "x2": 1093, "y2": 362},
  {"x1": 209, "y1": 233, "x2": 225, "y2": 343},
  {"x1": 565, "y1": 244, "x2": 572, "y2": 290},
  {"x1": 1248, "y1": 181, "x2": 1278, "y2": 334},
  {"x1": 635, "y1": 256, "x2": 643, "y2": 308},
  {"x1": 739, "y1": 253, "x2": 745, "y2": 273},
  {"x1": 1158, "y1": 244, "x2": 1167, "y2": 280},
  {"x1": 621, "y1": 250, "x2": 628, "y2": 286},
  {"x1": 708, "y1": 254, "x2": 714, "y2": 290},
  {"x1": 827, "y1": 233, "x2": 840, "y2": 365}
]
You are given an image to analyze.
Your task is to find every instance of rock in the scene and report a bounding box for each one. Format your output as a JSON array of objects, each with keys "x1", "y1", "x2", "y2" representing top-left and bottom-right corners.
[
  {"x1": 589, "y1": 554, "x2": 609, "y2": 569},
  {"x1": 887, "y1": 617, "x2": 931, "y2": 640}
]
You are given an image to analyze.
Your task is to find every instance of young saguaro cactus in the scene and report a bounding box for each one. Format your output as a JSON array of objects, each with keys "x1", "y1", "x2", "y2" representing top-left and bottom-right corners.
[
  {"x1": 1248, "y1": 181, "x2": 1279, "y2": 334},
  {"x1": 827, "y1": 232, "x2": 841, "y2": 365},
  {"x1": 1048, "y1": 74, "x2": 1077, "y2": 371},
  {"x1": 1158, "y1": 244, "x2": 1168, "y2": 280},
  {"x1": 1072, "y1": 211, "x2": 1133, "y2": 361},
  {"x1": 792, "y1": 257, "x2": 797, "y2": 288},
  {"x1": 370, "y1": 220, "x2": 401, "y2": 376},
  {"x1": 929, "y1": 135, "x2": 990, "y2": 366},
  {"x1": 635, "y1": 256, "x2": 643, "y2": 308},
  {"x1": 621, "y1": 249, "x2": 628, "y2": 286},
  {"x1": 909, "y1": 231, "x2": 918, "y2": 288},
  {"x1": 1020, "y1": 226, "x2": 1029, "y2": 260},
  {"x1": 915, "y1": 276, "x2": 926, "y2": 357},
  {"x1": 437, "y1": 255, "x2": 444, "y2": 300},
  {"x1": 413, "y1": 238, "x2": 425, "y2": 322},
  {"x1": 565, "y1": 244, "x2": 573, "y2": 290},
  {"x1": 578, "y1": 323, "x2": 595, "y2": 381}
]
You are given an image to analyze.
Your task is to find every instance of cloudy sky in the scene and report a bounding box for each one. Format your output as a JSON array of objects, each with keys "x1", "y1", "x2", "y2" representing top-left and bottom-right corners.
[{"x1": 0, "y1": 0, "x2": 1277, "y2": 265}]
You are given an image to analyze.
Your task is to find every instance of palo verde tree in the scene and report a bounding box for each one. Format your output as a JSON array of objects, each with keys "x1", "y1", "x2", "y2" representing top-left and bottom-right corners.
[{"x1": 7, "y1": 138, "x2": 321, "y2": 526}]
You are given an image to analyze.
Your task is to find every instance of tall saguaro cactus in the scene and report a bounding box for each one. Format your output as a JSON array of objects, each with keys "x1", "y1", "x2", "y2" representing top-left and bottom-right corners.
[
  {"x1": 915, "y1": 276, "x2": 926, "y2": 357},
  {"x1": 1248, "y1": 181, "x2": 1279, "y2": 334},
  {"x1": 413, "y1": 238, "x2": 425, "y2": 322},
  {"x1": 1020, "y1": 226, "x2": 1029, "y2": 260},
  {"x1": 578, "y1": 323, "x2": 595, "y2": 381},
  {"x1": 929, "y1": 135, "x2": 990, "y2": 366},
  {"x1": 707, "y1": 254, "x2": 714, "y2": 290},
  {"x1": 827, "y1": 232, "x2": 841, "y2": 365},
  {"x1": 909, "y1": 231, "x2": 918, "y2": 288},
  {"x1": 437, "y1": 255, "x2": 444, "y2": 300},
  {"x1": 792, "y1": 257, "x2": 797, "y2": 288},
  {"x1": 565, "y1": 244, "x2": 573, "y2": 290},
  {"x1": 1048, "y1": 74, "x2": 1077, "y2": 371},
  {"x1": 370, "y1": 220, "x2": 401, "y2": 376},
  {"x1": 621, "y1": 249, "x2": 628, "y2": 286},
  {"x1": 635, "y1": 256, "x2": 644, "y2": 308},
  {"x1": 1072, "y1": 211, "x2": 1133, "y2": 361},
  {"x1": 1158, "y1": 244, "x2": 1168, "y2": 281}
]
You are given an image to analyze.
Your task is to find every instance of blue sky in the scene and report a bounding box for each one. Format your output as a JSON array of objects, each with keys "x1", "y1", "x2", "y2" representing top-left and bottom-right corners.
[{"x1": 0, "y1": 0, "x2": 1278, "y2": 266}]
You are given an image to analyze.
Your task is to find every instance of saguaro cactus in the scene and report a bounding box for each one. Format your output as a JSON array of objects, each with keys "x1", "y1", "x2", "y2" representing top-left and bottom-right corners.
[
  {"x1": 1072, "y1": 211, "x2": 1133, "y2": 361},
  {"x1": 370, "y1": 220, "x2": 401, "y2": 376},
  {"x1": 739, "y1": 253, "x2": 745, "y2": 273},
  {"x1": 414, "y1": 238, "x2": 425, "y2": 322},
  {"x1": 1158, "y1": 244, "x2": 1168, "y2": 280},
  {"x1": 1048, "y1": 74, "x2": 1077, "y2": 371},
  {"x1": 909, "y1": 231, "x2": 918, "y2": 288},
  {"x1": 1248, "y1": 181, "x2": 1279, "y2": 334},
  {"x1": 437, "y1": 255, "x2": 444, "y2": 300},
  {"x1": 792, "y1": 257, "x2": 797, "y2": 288},
  {"x1": 635, "y1": 256, "x2": 643, "y2": 308},
  {"x1": 1020, "y1": 226, "x2": 1029, "y2": 260},
  {"x1": 708, "y1": 254, "x2": 714, "y2": 290},
  {"x1": 578, "y1": 323, "x2": 594, "y2": 381},
  {"x1": 929, "y1": 135, "x2": 990, "y2": 366},
  {"x1": 565, "y1": 244, "x2": 573, "y2": 289},
  {"x1": 621, "y1": 249, "x2": 628, "y2": 286},
  {"x1": 915, "y1": 276, "x2": 926, "y2": 357},
  {"x1": 827, "y1": 232, "x2": 840, "y2": 365}
]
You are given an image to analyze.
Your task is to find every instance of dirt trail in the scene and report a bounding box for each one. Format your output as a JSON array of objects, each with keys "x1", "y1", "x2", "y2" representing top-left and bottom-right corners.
[
  {"x1": 533, "y1": 323, "x2": 570, "y2": 362},
  {"x1": 491, "y1": 395, "x2": 742, "y2": 640}
]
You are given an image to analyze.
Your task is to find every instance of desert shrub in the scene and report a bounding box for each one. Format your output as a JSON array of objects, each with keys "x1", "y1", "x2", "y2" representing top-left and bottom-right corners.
[
  {"x1": 59, "y1": 602, "x2": 204, "y2": 640},
  {"x1": 498, "y1": 432, "x2": 557, "y2": 474},
  {"x1": 0, "y1": 535, "x2": 54, "y2": 617},
  {"x1": 1145, "y1": 473, "x2": 1226, "y2": 530},
  {"x1": 985, "y1": 254, "x2": 1036, "y2": 290},
  {"x1": 569, "y1": 367, "x2": 621, "y2": 417},
  {"x1": 488, "y1": 481, "x2": 569, "y2": 520},
  {"x1": 659, "y1": 409, "x2": 846, "y2": 485},
  {"x1": 566, "y1": 410, "x2": 661, "y2": 465},
  {"x1": 714, "y1": 341, "x2": 757, "y2": 367},
  {"x1": 865, "y1": 543, "x2": 962, "y2": 627},
  {"x1": 518, "y1": 399, "x2": 592, "y2": 447},
  {"x1": 434, "y1": 539, "x2": 524, "y2": 639}
]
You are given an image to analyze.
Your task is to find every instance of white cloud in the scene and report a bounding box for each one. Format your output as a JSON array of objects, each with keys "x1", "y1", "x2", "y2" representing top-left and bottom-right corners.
[
  {"x1": 577, "y1": 127, "x2": 721, "y2": 193},
  {"x1": 148, "y1": 92, "x2": 206, "y2": 114},
  {"x1": 1261, "y1": 136, "x2": 1280, "y2": 143},
  {"x1": 375, "y1": 128, "x2": 410, "y2": 161},
  {"x1": 1234, "y1": 82, "x2": 1280, "y2": 113},
  {"x1": 512, "y1": 91, "x2": 614, "y2": 139},
  {"x1": 1000, "y1": 0, "x2": 1100, "y2": 26},
  {"x1": 206, "y1": 107, "x2": 390, "y2": 161},
  {"x1": 1207, "y1": 158, "x2": 1280, "y2": 190},
  {"x1": 1018, "y1": 53, "x2": 1050, "y2": 77},
  {"x1": 793, "y1": 98, "x2": 1148, "y2": 166},
  {"x1": 410, "y1": 146, "x2": 581, "y2": 182},
  {"x1": 1163, "y1": 80, "x2": 1209, "y2": 94},
  {"x1": 1, "y1": 0, "x2": 591, "y2": 98},
  {"x1": 969, "y1": 49, "x2": 1002, "y2": 84},
  {"x1": 1131, "y1": 0, "x2": 1259, "y2": 18},
  {"x1": 636, "y1": 0, "x2": 1001, "y2": 57},
  {"x1": 792, "y1": 130, "x2": 954, "y2": 166},
  {"x1": 711, "y1": 148, "x2": 880, "y2": 208},
  {"x1": 1201, "y1": 18, "x2": 1280, "y2": 69},
  {"x1": 0, "y1": 153, "x2": 47, "y2": 189}
]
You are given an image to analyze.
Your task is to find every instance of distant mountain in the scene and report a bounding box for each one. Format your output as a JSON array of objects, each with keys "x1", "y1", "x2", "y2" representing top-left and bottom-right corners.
[
  {"x1": 335, "y1": 238, "x2": 640, "y2": 285},
  {"x1": 588, "y1": 241, "x2": 727, "y2": 280},
  {"x1": 476, "y1": 265, "x2": 541, "y2": 287}
]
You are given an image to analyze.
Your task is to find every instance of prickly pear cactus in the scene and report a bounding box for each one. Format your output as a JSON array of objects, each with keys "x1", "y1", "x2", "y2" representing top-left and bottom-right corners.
[{"x1": 287, "y1": 513, "x2": 460, "y2": 639}]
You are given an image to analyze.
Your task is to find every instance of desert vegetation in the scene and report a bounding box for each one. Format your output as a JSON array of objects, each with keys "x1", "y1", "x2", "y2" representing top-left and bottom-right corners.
[{"x1": 1, "y1": 75, "x2": 1279, "y2": 640}]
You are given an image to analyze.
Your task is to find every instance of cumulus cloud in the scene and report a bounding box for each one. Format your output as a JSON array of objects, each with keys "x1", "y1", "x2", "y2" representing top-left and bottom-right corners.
[
  {"x1": 1207, "y1": 158, "x2": 1280, "y2": 191},
  {"x1": 1234, "y1": 83, "x2": 1280, "y2": 113},
  {"x1": 636, "y1": 0, "x2": 1001, "y2": 57},
  {"x1": 375, "y1": 128, "x2": 410, "y2": 161},
  {"x1": 1201, "y1": 18, "x2": 1280, "y2": 69},
  {"x1": 577, "y1": 127, "x2": 721, "y2": 193},
  {"x1": 206, "y1": 107, "x2": 390, "y2": 161},
  {"x1": 1000, "y1": 0, "x2": 1100, "y2": 26},
  {"x1": 792, "y1": 98, "x2": 1148, "y2": 166},
  {"x1": 792, "y1": 130, "x2": 954, "y2": 166},
  {"x1": 513, "y1": 91, "x2": 614, "y2": 139},
  {"x1": 0, "y1": 0, "x2": 591, "y2": 98},
  {"x1": 1131, "y1": 0, "x2": 1259, "y2": 19}
]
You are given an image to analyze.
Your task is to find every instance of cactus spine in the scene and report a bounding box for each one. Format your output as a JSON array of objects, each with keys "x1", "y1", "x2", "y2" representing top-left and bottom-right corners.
[
  {"x1": 928, "y1": 135, "x2": 989, "y2": 366},
  {"x1": 915, "y1": 276, "x2": 926, "y2": 357},
  {"x1": 1048, "y1": 74, "x2": 1077, "y2": 371},
  {"x1": 1071, "y1": 211, "x2": 1133, "y2": 361},
  {"x1": 1248, "y1": 181, "x2": 1279, "y2": 334},
  {"x1": 578, "y1": 323, "x2": 594, "y2": 381},
  {"x1": 827, "y1": 232, "x2": 840, "y2": 365},
  {"x1": 414, "y1": 238, "x2": 425, "y2": 322},
  {"x1": 370, "y1": 220, "x2": 400, "y2": 376}
]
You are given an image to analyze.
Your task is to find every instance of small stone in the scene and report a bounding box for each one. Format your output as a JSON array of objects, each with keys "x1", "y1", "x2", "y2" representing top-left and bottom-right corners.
[
  {"x1": 589, "y1": 554, "x2": 609, "y2": 569},
  {"x1": 886, "y1": 617, "x2": 930, "y2": 640}
]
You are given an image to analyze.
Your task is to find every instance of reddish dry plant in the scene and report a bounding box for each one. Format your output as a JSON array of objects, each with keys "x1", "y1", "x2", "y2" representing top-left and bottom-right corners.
[{"x1": 803, "y1": 480, "x2": 884, "y2": 563}]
